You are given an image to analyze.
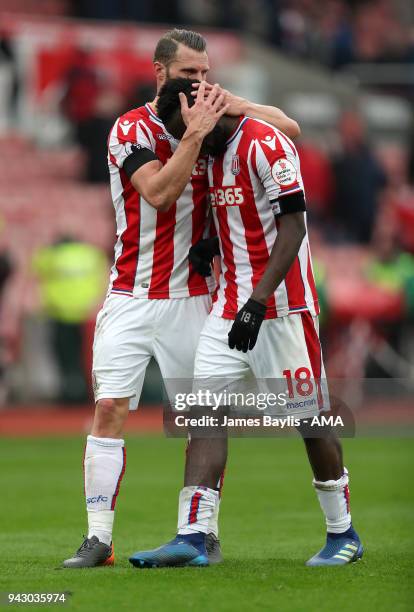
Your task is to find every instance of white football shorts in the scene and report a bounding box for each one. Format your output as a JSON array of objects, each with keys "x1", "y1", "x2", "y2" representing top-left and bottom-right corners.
[
  {"x1": 92, "y1": 293, "x2": 211, "y2": 409},
  {"x1": 193, "y1": 312, "x2": 329, "y2": 419}
]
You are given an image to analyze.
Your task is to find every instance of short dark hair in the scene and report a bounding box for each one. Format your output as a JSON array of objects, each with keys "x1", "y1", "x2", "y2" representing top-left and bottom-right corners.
[
  {"x1": 157, "y1": 78, "x2": 197, "y2": 127},
  {"x1": 153, "y1": 29, "x2": 207, "y2": 65}
]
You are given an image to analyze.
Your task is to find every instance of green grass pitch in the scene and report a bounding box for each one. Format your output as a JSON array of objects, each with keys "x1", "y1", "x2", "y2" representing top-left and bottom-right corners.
[{"x1": 1, "y1": 435, "x2": 413, "y2": 611}]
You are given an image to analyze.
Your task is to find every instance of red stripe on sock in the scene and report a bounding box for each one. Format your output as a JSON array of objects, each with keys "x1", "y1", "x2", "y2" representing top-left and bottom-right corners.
[
  {"x1": 344, "y1": 483, "x2": 350, "y2": 514},
  {"x1": 189, "y1": 491, "x2": 203, "y2": 524},
  {"x1": 82, "y1": 443, "x2": 87, "y2": 498},
  {"x1": 111, "y1": 447, "x2": 126, "y2": 511},
  {"x1": 217, "y1": 469, "x2": 226, "y2": 498}
]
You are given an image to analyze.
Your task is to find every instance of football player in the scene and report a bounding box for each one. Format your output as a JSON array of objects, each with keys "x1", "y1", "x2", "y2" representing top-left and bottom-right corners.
[
  {"x1": 63, "y1": 31, "x2": 300, "y2": 568},
  {"x1": 128, "y1": 78, "x2": 362, "y2": 568}
]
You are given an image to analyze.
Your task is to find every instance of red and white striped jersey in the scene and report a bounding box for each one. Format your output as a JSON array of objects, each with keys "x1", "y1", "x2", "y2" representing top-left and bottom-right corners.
[
  {"x1": 208, "y1": 116, "x2": 319, "y2": 319},
  {"x1": 107, "y1": 103, "x2": 215, "y2": 299}
]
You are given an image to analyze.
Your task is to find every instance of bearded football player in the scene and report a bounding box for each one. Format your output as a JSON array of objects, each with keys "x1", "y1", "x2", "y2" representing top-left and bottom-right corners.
[{"x1": 62, "y1": 30, "x2": 301, "y2": 569}]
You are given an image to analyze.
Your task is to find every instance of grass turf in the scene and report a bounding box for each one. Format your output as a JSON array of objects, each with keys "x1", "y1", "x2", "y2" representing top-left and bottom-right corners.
[{"x1": 0, "y1": 435, "x2": 413, "y2": 611}]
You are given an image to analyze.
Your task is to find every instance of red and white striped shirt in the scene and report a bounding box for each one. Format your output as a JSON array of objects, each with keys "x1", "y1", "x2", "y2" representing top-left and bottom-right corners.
[
  {"x1": 208, "y1": 116, "x2": 319, "y2": 319},
  {"x1": 107, "y1": 103, "x2": 215, "y2": 299}
]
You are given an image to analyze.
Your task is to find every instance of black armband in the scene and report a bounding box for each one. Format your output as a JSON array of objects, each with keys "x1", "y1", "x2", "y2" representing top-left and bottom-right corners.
[
  {"x1": 271, "y1": 191, "x2": 306, "y2": 217},
  {"x1": 123, "y1": 147, "x2": 158, "y2": 178}
]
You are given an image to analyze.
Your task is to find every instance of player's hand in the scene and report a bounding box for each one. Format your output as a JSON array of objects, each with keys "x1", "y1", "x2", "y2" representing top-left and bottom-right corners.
[
  {"x1": 191, "y1": 81, "x2": 247, "y2": 117},
  {"x1": 180, "y1": 81, "x2": 229, "y2": 137},
  {"x1": 189, "y1": 237, "x2": 220, "y2": 277},
  {"x1": 228, "y1": 299, "x2": 267, "y2": 352}
]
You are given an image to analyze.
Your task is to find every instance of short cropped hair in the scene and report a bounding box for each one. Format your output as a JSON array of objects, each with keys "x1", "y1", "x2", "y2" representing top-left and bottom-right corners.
[
  {"x1": 157, "y1": 78, "x2": 197, "y2": 126},
  {"x1": 153, "y1": 29, "x2": 207, "y2": 65}
]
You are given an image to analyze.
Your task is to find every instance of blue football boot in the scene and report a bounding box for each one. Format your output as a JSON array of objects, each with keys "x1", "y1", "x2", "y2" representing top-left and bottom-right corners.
[
  {"x1": 129, "y1": 533, "x2": 209, "y2": 568},
  {"x1": 306, "y1": 527, "x2": 363, "y2": 566}
]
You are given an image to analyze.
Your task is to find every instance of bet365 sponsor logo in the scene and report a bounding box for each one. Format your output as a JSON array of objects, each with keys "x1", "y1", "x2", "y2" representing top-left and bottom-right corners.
[{"x1": 210, "y1": 186, "x2": 245, "y2": 207}]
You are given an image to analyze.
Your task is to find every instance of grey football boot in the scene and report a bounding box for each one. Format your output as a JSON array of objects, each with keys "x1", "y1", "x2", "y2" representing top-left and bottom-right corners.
[
  {"x1": 62, "y1": 536, "x2": 114, "y2": 568},
  {"x1": 206, "y1": 533, "x2": 223, "y2": 564}
]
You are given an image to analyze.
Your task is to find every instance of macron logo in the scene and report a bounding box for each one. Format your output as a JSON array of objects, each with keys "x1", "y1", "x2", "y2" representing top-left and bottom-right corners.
[
  {"x1": 261, "y1": 135, "x2": 277, "y2": 151},
  {"x1": 119, "y1": 120, "x2": 134, "y2": 136}
]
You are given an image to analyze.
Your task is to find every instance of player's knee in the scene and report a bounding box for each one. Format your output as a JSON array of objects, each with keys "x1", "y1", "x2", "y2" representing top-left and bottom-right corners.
[
  {"x1": 95, "y1": 398, "x2": 128, "y2": 424},
  {"x1": 96, "y1": 398, "x2": 117, "y2": 416}
]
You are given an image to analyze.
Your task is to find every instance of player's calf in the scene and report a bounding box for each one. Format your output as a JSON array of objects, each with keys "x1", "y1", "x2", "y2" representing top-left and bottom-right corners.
[{"x1": 62, "y1": 430, "x2": 127, "y2": 568}]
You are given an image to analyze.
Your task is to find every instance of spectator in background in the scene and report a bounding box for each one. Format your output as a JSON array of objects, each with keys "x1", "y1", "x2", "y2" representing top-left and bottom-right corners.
[
  {"x1": 66, "y1": 0, "x2": 414, "y2": 71},
  {"x1": 77, "y1": 90, "x2": 124, "y2": 183},
  {"x1": 61, "y1": 47, "x2": 101, "y2": 142},
  {"x1": 0, "y1": 246, "x2": 13, "y2": 404},
  {"x1": 70, "y1": 0, "x2": 179, "y2": 22},
  {"x1": 124, "y1": 82, "x2": 156, "y2": 115},
  {"x1": 343, "y1": 0, "x2": 414, "y2": 67},
  {"x1": 296, "y1": 139, "x2": 334, "y2": 224},
  {"x1": 366, "y1": 222, "x2": 414, "y2": 302},
  {"x1": 408, "y1": 117, "x2": 414, "y2": 188},
  {"x1": 364, "y1": 219, "x2": 414, "y2": 377},
  {"x1": 376, "y1": 142, "x2": 414, "y2": 255},
  {"x1": 331, "y1": 110, "x2": 386, "y2": 243},
  {"x1": 0, "y1": 28, "x2": 19, "y2": 122},
  {"x1": 33, "y1": 236, "x2": 107, "y2": 404}
]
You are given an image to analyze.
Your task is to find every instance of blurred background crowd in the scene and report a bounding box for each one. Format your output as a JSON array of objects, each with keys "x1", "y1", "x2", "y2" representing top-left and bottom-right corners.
[
  {"x1": 72, "y1": 0, "x2": 414, "y2": 70},
  {"x1": 0, "y1": 0, "x2": 413, "y2": 406}
]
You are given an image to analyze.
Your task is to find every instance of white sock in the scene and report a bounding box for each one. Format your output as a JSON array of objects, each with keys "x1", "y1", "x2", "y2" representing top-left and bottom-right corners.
[
  {"x1": 207, "y1": 498, "x2": 220, "y2": 537},
  {"x1": 177, "y1": 486, "x2": 219, "y2": 535},
  {"x1": 207, "y1": 472, "x2": 224, "y2": 537},
  {"x1": 313, "y1": 467, "x2": 351, "y2": 534},
  {"x1": 87, "y1": 509, "x2": 114, "y2": 546},
  {"x1": 84, "y1": 435, "x2": 126, "y2": 545}
]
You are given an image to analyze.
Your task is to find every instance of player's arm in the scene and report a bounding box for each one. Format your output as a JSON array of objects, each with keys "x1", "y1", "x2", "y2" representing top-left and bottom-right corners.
[
  {"x1": 227, "y1": 204, "x2": 306, "y2": 352},
  {"x1": 251, "y1": 210, "x2": 306, "y2": 304},
  {"x1": 228, "y1": 136, "x2": 305, "y2": 352},
  {"x1": 243, "y1": 102, "x2": 301, "y2": 140},
  {"x1": 130, "y1": 84, "x2": 228, "y2": 212},
  {"x1": 191, "y1": 82, "x2": 300, "y2": 139}
]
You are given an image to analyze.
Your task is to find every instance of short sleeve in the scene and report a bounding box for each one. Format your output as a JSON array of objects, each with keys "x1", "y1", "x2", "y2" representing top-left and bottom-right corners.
[
  {"x1": 108, "y1": 115, "x2": 156, "y2": 170},
  {"x1": 254, "y1": 128, "x2": 304, "y2": 207}
]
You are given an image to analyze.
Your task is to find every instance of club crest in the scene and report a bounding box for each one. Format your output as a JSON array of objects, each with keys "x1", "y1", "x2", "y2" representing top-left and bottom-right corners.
[{"x1": 231, "y1": 154, "x2": 240, "y2": 175}]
